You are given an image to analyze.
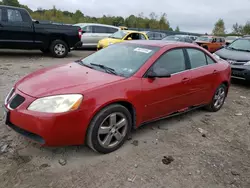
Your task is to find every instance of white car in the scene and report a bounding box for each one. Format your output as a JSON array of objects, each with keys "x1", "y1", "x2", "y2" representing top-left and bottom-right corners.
[{"x1": 73, "y1": 23, "x2": 121, "y2": 48}]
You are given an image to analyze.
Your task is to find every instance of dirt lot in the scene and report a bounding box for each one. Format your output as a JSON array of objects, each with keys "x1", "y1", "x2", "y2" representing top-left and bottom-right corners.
[{"x1": 0, "y1": 50, "x2": 250, "y2": 188}]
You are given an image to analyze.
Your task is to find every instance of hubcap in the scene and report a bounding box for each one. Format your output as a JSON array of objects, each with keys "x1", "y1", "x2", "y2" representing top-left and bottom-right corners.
[
  {"x1": 213, "y1": 87, "x2": 225, "y2": 109},
  {"x1": 98, "y1": 113, "x2": 128, "y2": 149},
  {"x1": 54, "y1": 44, "x2": 66, "y2": 55}
]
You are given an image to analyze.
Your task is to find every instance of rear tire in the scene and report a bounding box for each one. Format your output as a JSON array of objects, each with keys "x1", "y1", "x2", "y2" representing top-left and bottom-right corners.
[
  {"x1": 49, "y1": 39, "x2": 68, "y2": 58},
  {"x1": 87, "y1": 104, "x2": 132, "y2": 154},
  {"x1": 205, "y1": 84, "x2": 227, "y2": 112}
]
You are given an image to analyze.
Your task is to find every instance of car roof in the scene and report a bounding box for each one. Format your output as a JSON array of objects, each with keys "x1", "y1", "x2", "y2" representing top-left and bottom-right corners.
[
  {"x1": 73, "y1": 23, "x2": 120, "y2": 29},
  {"x1": 125, "y1": 40, "x2": 199, "y2": 48},
  {"x1": 122, "y1": 30, "x2": 146, "y2": 34}
]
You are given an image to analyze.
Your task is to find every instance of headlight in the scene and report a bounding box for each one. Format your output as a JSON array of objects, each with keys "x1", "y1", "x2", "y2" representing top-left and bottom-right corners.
[
  {"x1": 244, "y1": 61, "x2": 250, "y2": 65},
  {"x1": 28, "y1": 94, "x2": 83, "y2": 113},
  {"x1": 212, "y1": 53, "x2": 221, "y2": 60}
]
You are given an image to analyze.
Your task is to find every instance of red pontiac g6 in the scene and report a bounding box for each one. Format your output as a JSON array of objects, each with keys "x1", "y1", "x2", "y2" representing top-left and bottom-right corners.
[{"x1": 3, "y1": 41, "x2": 231, "y2": 154}]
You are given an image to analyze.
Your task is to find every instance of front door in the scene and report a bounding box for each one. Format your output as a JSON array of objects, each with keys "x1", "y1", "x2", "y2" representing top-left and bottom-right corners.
[{"x1": 141, "y1": 48, "x2": 193, "y2": 122}]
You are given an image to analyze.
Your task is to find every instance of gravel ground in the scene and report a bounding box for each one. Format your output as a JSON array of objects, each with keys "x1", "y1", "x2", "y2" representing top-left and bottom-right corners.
[{"x1": 0, "y1": 50, "x2": 250, "y2": 188}]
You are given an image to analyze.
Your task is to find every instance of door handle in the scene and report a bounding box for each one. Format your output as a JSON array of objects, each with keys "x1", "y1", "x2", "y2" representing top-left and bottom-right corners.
[
  {"x1": 182, "y1": 77, "x2": 190, "y2": 83},
  {"x1": 213, "y1": 70, "x2": 218, "y2": 74}
]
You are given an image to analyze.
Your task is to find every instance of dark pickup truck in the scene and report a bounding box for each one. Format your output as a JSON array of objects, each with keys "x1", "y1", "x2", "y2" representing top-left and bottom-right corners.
[{"x1": 0, "y1": 5, "x2": 82, "y2": 58}]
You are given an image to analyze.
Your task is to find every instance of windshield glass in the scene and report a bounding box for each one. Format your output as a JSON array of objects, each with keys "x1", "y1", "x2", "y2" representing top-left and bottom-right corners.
[
  {"x1": 226, "y1": 36, "x2": 238, "y2": 40},
  {"x1": 80, "y1": 43, "x2": 160, "y2": 77},
  {"x1": 162, "y1": 35, "x2": 181, "y2": 41},
  {"x1": 109, "y1": 30, "x2": 128, "y2": 39},
  {"x1": 196, "y1": 36, "x2": 212, "y2": 42},
  {"x1": 227, "y1": 39, "x2": 250, "y2": 51}
]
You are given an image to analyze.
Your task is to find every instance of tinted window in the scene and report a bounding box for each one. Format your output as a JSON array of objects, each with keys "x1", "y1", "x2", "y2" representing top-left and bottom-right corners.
[
  {"x1": 81, "y1": 43, "x2": 159, "y2": 77},
  {"x1": 152, "y1": 49, "x2": 186, "y2": 75},
  {"x1": 206, "y1": 55, "x2": 216, "y2": 64},
  {"x1": 93, "y1": 26, "x2": 109, "y2": 33},
  {"x1": 0, "y1": 8, "x2": 2, "y2": 21},
  {"x1": 106, "y1": 27, "x2": 118, "y2": 33},
  {"x1": 187, "y1": 48, "x2": 207, "y2": 68},
  {"x1": 7, "y1": 9, "x2": 23, "y2": 22}
]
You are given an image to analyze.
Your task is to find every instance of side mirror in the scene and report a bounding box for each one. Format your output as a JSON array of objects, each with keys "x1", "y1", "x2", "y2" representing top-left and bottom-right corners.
[
  {"x1": 147, "y1": 69, "x2": 171, "y2": 79},
  {"x1": 33, "y1": 20, "x2": 39, "y2": 24},
  {"x1": 127, "y1": 37, "x2": 132, "y2": 40}
]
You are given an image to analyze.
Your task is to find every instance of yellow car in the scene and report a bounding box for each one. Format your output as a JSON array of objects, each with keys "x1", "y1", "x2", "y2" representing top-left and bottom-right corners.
[{"x1": 97, "y1": 30, "x2": 148, "y2": 50}]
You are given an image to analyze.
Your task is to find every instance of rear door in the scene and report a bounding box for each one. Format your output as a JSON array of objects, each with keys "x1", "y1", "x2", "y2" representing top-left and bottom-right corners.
[
  {"x1": 141, "y1": 48, "x2": 194, "y2": 122},
  {"x1": 0, "y1": 7, "x2": 4, "y2": 45},
  {"x1": 0, "y1": 7, "x2": 34, "y2": 48},
  {"x1": 185, "y1": 48, "x2": 219, "y2": 105}
]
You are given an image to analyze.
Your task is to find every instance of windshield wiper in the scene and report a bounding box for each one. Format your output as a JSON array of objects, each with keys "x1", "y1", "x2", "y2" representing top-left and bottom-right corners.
[
  {"x1": 227, "y1": 47, "x2": 250, "y2": 52},
  {"x1": 76, "y1": 60, "x2": 94, "y2": 69},
  {"x1": 90, "y1": 63, "x2": 118, "y2": 75}
]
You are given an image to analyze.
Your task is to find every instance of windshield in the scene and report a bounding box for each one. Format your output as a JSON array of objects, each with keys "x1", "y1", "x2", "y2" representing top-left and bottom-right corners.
[
  {"x1": 196, "y1": 36, "x2": 212, "y2": 42},
  {"x1": 162, "y1": 35, "x2": 181, "y2": 41},
  {"x1": 109, "y1": 30, "x2": 128, "y2": 39},
  {"x1": 226, "y1": 36, "x2": 238, "y2": 40},
  {"x1": 227, "y1": 39, "x2": 250, "y2": 51},
  {"x1": 80, "y1": 43, "x2": 160, "y2": 77}
]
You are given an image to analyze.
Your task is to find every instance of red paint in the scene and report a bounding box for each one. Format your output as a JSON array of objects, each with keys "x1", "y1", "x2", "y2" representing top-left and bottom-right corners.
[{"x1": 5, "y1": 41, "x2": 231, "y2": 146}]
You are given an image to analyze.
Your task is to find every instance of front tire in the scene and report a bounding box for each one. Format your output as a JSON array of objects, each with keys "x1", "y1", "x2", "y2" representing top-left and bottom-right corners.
[
  {"x1": 49, "y1": 39, "x2": 68, "y2": 58},
  {"x1": 206, "y1": 84, "x2": 227, "y2": 112},
  {"x1": 87, "y1": 104, "x2": 132, "y2": 154}
]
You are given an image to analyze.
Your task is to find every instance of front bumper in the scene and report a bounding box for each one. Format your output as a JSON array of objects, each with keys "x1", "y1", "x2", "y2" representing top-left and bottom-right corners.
[
  {"x1": 3, "y1": 88, "x2": 90, "y2": 146},
  {"x1": 231, "y1": 65, "x2": 250, "y2": 81}
]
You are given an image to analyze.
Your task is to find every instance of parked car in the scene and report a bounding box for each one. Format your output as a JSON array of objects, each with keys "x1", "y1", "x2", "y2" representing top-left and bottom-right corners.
[
  {"x1": 194, "y1": 36, "x2": 225, "y2": 53},
  {"x1": 225, "y1": 36, "x2": 241, "y2": 45},
  {"x1": 0, "y1": 5, "x2": 82, "y2": 58},
  {"x1": 4, "y1": 40, "x2": 231, "y2": 154},
  {"x1": 213, "y1": 37, "x2": 250, "y2": 81},
  {"x1": 73, "y1": 23, "x2": 120, "y2": 48},
  {"x1": 97, "y1": 30, "x2": 148, "y2": 50},
  {"x1": 188, "y1": 35, "x2": 198, "y2": 41},
  {"x1": 143, "y1": 31, "x2": 167, "y2": 40},
  {"x1": 162, "y1": 35, "x2": 193, "y2": 43}
]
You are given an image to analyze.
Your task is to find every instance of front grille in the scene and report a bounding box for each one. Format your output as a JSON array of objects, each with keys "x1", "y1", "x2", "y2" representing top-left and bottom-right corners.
[{"x1": 9, "y1": 94, "x2": 25, "y2": 109}]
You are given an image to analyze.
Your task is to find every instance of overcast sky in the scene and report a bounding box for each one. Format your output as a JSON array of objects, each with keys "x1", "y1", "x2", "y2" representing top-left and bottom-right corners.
[{"x1": 19, "y1": 0, "x2": 250, "y2": 33}]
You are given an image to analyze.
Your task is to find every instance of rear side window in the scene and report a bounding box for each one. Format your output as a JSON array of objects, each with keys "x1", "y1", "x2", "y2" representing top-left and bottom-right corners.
[
  {"x1": 7, "y1": 9, "x2": 23, "y2": 22},
  {"x1": 93, "y1": 26, "x2": 109, "y2": 33},
  {"x1": 187, "y1": 48, "x2": 207, "y2": 68},
  {"x1": 152, "y1": 49, "x2": 186, "y2": 75},
  {"x1": 106, "y1": 27, "x2": 118, "y2": 33}
]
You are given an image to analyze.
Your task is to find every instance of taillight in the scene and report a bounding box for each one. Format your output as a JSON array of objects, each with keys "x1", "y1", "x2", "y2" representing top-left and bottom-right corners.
[{"x1": 78, "y1": 29, "x2": 82, "y2": 39}]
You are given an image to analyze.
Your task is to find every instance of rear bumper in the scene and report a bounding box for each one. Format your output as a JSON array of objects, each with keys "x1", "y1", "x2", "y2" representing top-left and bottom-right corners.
[{"x1": 231, "y1": 65, "x2": 250, "y2": 81}]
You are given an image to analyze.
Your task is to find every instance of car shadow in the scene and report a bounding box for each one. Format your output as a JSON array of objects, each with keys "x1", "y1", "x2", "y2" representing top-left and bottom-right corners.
[{"x1": 231, "y1": 78, "x2": 250, "y2": 88}]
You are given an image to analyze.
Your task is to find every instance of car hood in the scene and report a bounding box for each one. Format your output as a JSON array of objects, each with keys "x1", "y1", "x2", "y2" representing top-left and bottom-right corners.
[
  {"x1": 98, "y1": 38, "x2": 123, "y2": 47},
  {"x1": 15, "y1": 62, "x2": 125, "y2": 98},
  {"x1": 215, "y1": 47, "x2": 250, "y2": 61}
]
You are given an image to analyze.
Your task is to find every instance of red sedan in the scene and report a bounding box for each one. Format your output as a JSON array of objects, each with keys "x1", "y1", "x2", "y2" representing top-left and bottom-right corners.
[{"x1": 3, "y1": 41, "x2": 231, "y2": 153}]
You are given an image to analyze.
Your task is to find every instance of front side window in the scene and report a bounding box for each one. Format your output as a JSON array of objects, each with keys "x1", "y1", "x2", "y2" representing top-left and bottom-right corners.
[
  {"x1": 80, "y1": 43, "x2": 160, "y2": 77},
  {"x1": 206, "y1": 55, "x2": 216, "y2": 64},
  {"x1": 187, "y1": 48, "x2": 207, "y2": 68},
  {"x1": 152, "y1": 49, "x2": 186, "y2": 75},
  {"x1": 7, "y1": 9, "x2": 23, "y2": 22}
]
